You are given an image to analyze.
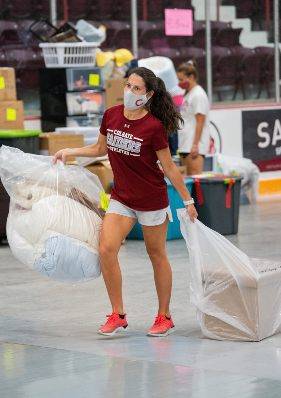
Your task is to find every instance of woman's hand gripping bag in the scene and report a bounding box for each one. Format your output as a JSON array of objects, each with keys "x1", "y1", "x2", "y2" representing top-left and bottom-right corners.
[{"x1": 0, "y1": 145, "x2": 105, "y2": 282}]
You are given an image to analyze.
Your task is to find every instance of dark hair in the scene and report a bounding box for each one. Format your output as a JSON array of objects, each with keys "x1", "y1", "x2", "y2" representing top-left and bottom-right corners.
[
  {"x1": 177, "y1": 60, "x2": 199, "y2": 81},
  {"x1": 127, "y1": 67, "x2": 183, "y2": 135}
]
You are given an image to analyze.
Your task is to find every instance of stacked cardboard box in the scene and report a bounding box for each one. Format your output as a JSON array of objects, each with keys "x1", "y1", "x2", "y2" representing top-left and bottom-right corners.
[
  {"x1": 0, "y1": 68, "x2": 24, "y2": 129},
  {"x1": 39, "y1": 132, "x2": 84, "y2": 162},
  {"x1": 105, "y1": 78, "x2": 125, "y2": 109}
]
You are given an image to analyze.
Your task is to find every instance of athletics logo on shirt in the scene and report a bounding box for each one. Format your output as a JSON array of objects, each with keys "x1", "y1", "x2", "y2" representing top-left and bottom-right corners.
[{"x1": 106, "y1": 128, "x2": 143, "y2": 156}]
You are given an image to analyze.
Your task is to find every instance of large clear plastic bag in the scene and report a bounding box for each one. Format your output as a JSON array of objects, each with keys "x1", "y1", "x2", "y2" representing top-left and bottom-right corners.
[
  {"x1": 0, "y1": 145, "x2": 104, "y2": 282},
  {"x1": 178, "y1": 209, "x2": 281, "y2": 341}
]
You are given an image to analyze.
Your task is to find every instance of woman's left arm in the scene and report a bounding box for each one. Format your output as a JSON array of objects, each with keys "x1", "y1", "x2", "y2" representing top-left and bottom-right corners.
[
  {"x1": 157, "y1": 147, "x2": 198, "y2": 222},
  {"x1": 190, "y1": 113, "x2": 206, "y2": 158},
  {"x1": 194, "y1": 114, "x2": 205, "y2": 144}
]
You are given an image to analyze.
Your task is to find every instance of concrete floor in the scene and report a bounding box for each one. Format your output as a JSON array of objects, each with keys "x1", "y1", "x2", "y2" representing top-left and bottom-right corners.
[{"x1": 0, "y1": 201, "x2": 281, "y2": 398}]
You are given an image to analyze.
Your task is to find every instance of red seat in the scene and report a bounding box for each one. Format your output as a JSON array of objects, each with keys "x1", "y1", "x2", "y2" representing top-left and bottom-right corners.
[
  {"x1": 255, "y1": 46, "x2": 277, "y2": 98},
  {"x1": 7, "y1": 0, "x2": 34, "y2": 19},
  {"x1": 166, "y1": 35, "x2": 193, "y2": 49},
  {"x1": 0, "y1": 28, "x2": 22, "y2": 46},
  {"x1": 213, "y1": 51, "x2": 241, "y2": 100},
  {"x1": 211, "y1": 46, "x2": 231, "y2": 69},
  {"x1": 192, "y1": 21, "x2": 231, "y2": 49},
  {"x1": 236, "y1": 0, "x2": 264, "y2": 29},
  {"x1": 34, "y1": 1, "x2": 50, "y2": 19},
  {"x1": 238, "y1": 49, "x2": 265, "y2": 99},
  {"x1": 4, "y1": 46, "x2": 44, "y2": 70},
  {"x1": 139, "y1": 25, "x2": 165, "y2": 48},
  {"x1": 61, "y1": 0, "x2": 89, "y2": 21},
  {"x1": 215, "y1": 27, "x2": 242, "y2": 47},
  {"x1": 211, "y1": 21, "x2": 232, "y2": 30},
  {"x1": 114, "y1": 25, "x2": 142, "y2": 51},
  {"x1": 138, "y1": 47, "x2": 155, "y2": 59},
  {"x1": 0, "y1": 0, "x2": 9, "y2": 18},
  {"x1": 100, "y1": 21, "x2": 129, "y2": 50},
  {"x1": 153, "y1": 46, "x2": 181, "y2": 59},
  {"x1": 90, "y1": 0, "x2": 115, "y2": 20},
  {"x1": 171, "y1": 0, "x2": 193, "y2": 6},
  {"x1": 147, "y1": 1, "x2": 164, "y2": 20},
  {"x1": 114, "y1": 0, "x2": 144, "y2": 21}
]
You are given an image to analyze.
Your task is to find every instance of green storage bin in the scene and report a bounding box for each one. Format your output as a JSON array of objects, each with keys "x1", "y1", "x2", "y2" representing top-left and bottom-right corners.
[{"x1": 0, "y1": 129, "x2": 41, "y2": 154}]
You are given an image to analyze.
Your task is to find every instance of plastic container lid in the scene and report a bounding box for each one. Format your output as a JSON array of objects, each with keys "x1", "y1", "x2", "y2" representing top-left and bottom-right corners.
[
  {"x1": 192, "y1": 174, "x2": 242, "y2": 184},
  {"x1": 0, "y1": 130, "x2": 41, "y2": 139},
  {"x1": 55, "y1": 127, "x2": 100, "y2": 137}
]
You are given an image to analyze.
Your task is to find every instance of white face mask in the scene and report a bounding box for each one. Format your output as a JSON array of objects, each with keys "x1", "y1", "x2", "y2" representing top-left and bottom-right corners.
[{"x1": 123, "y1": 90, "x2": 149, "y2": 110}]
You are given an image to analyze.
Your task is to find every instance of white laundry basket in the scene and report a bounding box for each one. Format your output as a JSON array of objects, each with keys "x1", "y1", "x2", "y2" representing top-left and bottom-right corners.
[{"x1": 39, "y1": 42, "x2": 101, "y2": 68}]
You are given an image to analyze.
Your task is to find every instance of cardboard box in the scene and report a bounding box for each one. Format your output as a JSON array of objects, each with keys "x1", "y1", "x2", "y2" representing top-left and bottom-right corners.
[
  {"x1": 105, "y1": 78, "x2": 125, "y2": 109},
  {"x1": 86, "y1": 160, "x2": 113, "y2": 192},
  {"x1": 39, "y1": 133, "x2": 84, "y2": 161},
  {"x1": 0, "y1": 68, "x2": 16, "y2": 101},
  {"x1": 0, "y1": 100, "x2": 24, "y2": 129}
]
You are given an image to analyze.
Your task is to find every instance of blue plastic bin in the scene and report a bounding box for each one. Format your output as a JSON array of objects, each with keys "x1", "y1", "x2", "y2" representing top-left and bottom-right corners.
[{"x1": 127, "y1": 178, "x2": 193, "y2": 240}]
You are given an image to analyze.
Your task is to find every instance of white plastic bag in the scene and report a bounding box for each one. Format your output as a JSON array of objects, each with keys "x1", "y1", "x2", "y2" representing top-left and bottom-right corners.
[
  {"x1": 177, "y1": 209, "x2": 281, "y2": 341},
  {"x1": 138, "y1": 56, "x2": 182, "y2": 96},
  {"x1": 0, "y1": 145, "x2": 104, "y2": 282},
  {"x1": 214, "y1": 154, "x2": 260, "y2": 203}
]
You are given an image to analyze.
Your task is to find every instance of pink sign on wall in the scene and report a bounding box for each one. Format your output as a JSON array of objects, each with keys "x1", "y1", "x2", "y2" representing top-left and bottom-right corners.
[{"x1": 165, "y1": 8, "x2": 193, "y2": 36}]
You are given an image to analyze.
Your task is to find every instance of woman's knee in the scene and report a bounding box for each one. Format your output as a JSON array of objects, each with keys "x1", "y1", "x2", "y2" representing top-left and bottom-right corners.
[
  {"x1": 99, "y1": 241, "x2": 119, "y2": 260},
  {"x1": 146, "y1": 246, "x2": 167, "y2": 265}
]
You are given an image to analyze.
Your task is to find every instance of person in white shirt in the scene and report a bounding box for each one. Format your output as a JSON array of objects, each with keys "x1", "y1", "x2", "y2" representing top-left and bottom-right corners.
[{"x1": 177, "y1": 61, "x2": 210, "y2": 175}]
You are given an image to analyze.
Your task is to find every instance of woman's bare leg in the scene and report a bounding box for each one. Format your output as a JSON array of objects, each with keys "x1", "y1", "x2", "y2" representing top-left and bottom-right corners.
[
  {"x1": 99, "y1": 213, "x2": 136, "y2": 314},
  {"x1": 142, "y1": 219, "x2": 172, "y2": 317}
]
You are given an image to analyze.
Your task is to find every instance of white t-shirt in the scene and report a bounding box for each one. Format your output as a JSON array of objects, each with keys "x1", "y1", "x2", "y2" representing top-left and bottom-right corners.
[{"x1": 178, "y1": 85, "x2": 210, "y2": 155}]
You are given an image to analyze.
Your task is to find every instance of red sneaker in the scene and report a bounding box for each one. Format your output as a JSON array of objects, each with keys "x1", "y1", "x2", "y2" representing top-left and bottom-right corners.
[
  {"x1": 147, "y1": 315, "x2": 175, "y2": 337},
  {"x1": 98, "y1": 313, "x2": 128, "y2": 336}
]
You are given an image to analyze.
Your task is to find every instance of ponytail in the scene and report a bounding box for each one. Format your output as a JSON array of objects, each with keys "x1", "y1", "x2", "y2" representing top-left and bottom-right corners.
[{"x1": 128, "y1": 67, "x2": 183, "y2": 135}]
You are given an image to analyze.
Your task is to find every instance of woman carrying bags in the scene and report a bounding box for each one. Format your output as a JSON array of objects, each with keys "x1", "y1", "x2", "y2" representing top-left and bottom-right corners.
[
  {"x1": 53, "y1": 67, "x2": 197, "y2": 337},
  {"x1": 177, "y1": 61, "x2": 211, "y2": 175}
]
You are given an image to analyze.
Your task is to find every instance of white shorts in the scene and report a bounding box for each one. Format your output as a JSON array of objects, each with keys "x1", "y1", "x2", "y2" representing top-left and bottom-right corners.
[{"x1": 106, "y1": 199, "x2": 173, "y2": 226}]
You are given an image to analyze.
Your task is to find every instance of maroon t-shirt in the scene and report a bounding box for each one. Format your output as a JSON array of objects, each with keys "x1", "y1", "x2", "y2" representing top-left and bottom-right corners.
[{"x1": 100, "y1": 105, "x2": 169, "y2": 211}]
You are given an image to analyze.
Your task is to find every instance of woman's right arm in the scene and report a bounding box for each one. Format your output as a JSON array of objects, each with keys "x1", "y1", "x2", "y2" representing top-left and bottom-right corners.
[{"x1": 53, "y1": 133, "x2": 107, "y2": 164}]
